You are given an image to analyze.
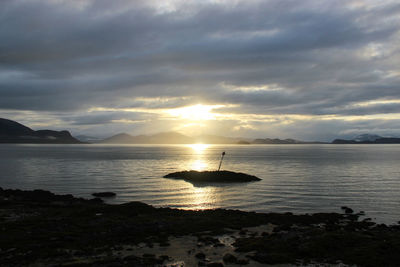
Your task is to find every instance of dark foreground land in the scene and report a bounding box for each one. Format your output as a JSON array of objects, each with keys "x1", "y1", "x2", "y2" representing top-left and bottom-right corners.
[{"x1": 1, "y1": 188, "x2": 400, "y2": 266}]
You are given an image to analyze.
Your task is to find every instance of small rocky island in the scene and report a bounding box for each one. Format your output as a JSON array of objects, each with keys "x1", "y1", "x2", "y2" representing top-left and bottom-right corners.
[{"x1": 164, "y1": 170, "x2": 261, "y2": 183}]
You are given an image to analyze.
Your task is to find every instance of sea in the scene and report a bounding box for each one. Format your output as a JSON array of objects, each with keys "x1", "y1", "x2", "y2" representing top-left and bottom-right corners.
[{"x1": 1, "y1": 144, "x2": 399, "y2": 224}]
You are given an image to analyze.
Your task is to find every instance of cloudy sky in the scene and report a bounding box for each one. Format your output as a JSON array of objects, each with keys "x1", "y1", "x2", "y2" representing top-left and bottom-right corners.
[{"x1": 1, "y1": 0, "x2": 400, "y2": 141}]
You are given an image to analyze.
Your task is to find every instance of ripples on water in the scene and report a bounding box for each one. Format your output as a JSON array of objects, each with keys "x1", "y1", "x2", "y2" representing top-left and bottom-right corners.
[{"x1": 1, "y1": 144, "x2": 400, "y2": 224}]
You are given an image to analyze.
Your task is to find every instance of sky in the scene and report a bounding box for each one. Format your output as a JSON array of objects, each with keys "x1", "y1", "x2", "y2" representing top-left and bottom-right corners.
[{"x1": 1, "y1": 0, "x2": 400, "y2": 141}]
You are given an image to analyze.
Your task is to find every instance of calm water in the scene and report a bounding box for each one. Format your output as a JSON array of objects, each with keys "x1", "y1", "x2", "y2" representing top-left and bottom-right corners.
[{"x1": 1, "y1": 144, "x2": 400, "y2": 224}]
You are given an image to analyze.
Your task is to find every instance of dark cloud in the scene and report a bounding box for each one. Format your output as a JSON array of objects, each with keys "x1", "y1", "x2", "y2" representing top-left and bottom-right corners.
[{"x1": 0, "y1": 0, "x2": 399, "y2": 140}]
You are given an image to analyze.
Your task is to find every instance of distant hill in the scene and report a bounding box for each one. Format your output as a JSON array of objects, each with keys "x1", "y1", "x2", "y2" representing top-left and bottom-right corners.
[
  {"x1": 354, "y1": 134, "x2": 382, "y2": 142},
  {"x1": 253, "y1": 138, "x2": 324, "y2": 144},
  {"x1": 100, "y1": 132, "x2": 253, "y2": 144},
  {"x1": 101, "y1": 132, "x2": 245, "y2": 144},
  {"x1": 254, "y1": 138, "x2": 300, "y2": 144},
  {"x1": 99, "y1": 132, "x2": 321, "y2": 145},
  {"x1": 100, "y1": 132, "x2": 195, "y2": 144},
  {"x1": 332, "y1": 137, "x2": 400, "y2": 144},
  {"x1": 332, "y1": 133, "x2": 400, "y2": 144},
  {"x1": 194, "y1": 134, "x2": 246, "y2": 144},
  {"x1": 0, "y1": 118, "x2": 82, "y2": 144},
  {"x1": 75, "y1": 135, "x2": 103, "y2": 143}
]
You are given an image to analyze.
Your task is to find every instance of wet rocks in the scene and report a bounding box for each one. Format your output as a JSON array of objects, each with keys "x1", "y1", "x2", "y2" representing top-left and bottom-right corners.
[
  {"x1": 195, "y1": 252, "x2": 206, "y2": 260},
  {"x1": 1, "y1": 188, "x2": 400, "y2": 267},
  {"x1": 0, "y1": 188, "x2": 101, "y2": 204},
  {"x1": 222, "y1": 253, "x2": 237, "y2": 263},
  {"x1": 341, "y1": 206, "x2": 354, "y2": 214}
]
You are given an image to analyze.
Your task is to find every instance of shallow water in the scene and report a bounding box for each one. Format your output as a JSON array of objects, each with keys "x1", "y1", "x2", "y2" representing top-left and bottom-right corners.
[{"x1": 1, "y1": 144, "x2": 399, "y2": 224}]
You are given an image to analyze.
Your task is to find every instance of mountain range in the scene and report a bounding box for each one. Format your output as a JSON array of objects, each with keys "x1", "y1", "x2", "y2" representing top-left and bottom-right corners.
[
  {"x1": 98, "y1": 132, "x2": 323, "y2": 144},
  {"x1": 332, "y1": 136, "x2": 400, "y2": 144},
  {"x1": 2, "y1": 118, "x2": 400, "y2": 144},
  {"x1": 0, "y1": 118, "x2": 82, "y2": 144}
]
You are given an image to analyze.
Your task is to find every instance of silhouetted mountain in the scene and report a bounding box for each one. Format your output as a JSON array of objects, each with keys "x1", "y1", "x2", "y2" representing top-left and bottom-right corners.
[
  {"x1": 100, "y1": 132, "x2": 249, "y2": 144},
  {"x1": 354, "y1": 134, "x2": 382, "y2": 142},
  {"x1": 194, "y1": 134, "x2": 245, "y2": 144},
  {"x1": 332, "y1": 137, "x2": 400, "y2": 144},
  {"x1": 75, "y1": 135, "x2": 103, "y2": 143},
  {"x1": 252, "y1": 138, "x2": 322, "y2": 144},
  {"x1": 100, "y1": 133, "x2": 136, "y2": 144},
  {"x1": 100, "y1": 132, "x2": 195, "y2": 144},
  {"x1": 150, "y1": 132, "x2": 194, "y2": 144},
  {"x1": 0, "y1": 118, "x2": 35, "y2": 136},
  {"x1": 0, "y1": 118, "x2": 82, "y2": 144},
  {"x1": 99, "y1": 132, "x2": 323, "y2": 144}
]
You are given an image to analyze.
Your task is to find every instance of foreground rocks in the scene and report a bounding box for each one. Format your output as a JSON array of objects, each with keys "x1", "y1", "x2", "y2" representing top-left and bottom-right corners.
[{"x1": 1, "y1": 187, "x2": 400, "y2": 266}]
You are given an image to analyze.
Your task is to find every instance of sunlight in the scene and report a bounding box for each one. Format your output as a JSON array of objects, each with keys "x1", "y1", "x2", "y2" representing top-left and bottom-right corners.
[
  {"x1": 187, "y1": 143, "x2": 210, "y2": 153},
  {"x1": 190, "y1": 159, "x2": 208, "y2": 171},
  {"x1": 182, "y1": 186, "x2": 220, "y2": 210},
  {"x1": 191, "y1": 187, "x2": 216, "y2": 209},
  {"x1": 166, "y1": 104, "x2": 223, "y2": 121},
  {"x1": 187, "y1": 144, "x2": 210, "y2": 170}
]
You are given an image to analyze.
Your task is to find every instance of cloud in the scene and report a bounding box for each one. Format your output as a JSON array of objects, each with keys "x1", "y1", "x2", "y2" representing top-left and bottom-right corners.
[{"x1": 0, "y1": 0, "x2": 400, "y2": 140}]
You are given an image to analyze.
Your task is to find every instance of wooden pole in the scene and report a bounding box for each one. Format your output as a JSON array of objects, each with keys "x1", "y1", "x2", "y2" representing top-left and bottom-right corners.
[{"x1": 217, "y1": 151, "x2": 225, "y2": 171}]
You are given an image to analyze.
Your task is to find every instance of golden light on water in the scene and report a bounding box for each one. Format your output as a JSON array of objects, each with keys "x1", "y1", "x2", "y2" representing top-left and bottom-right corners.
[
  {"x1": 183, "y1": 143, "x2": 220, "y2": 209},
  {"x1": 183, "y1": 186, "x2": 221, "y2": 210},
  {"x1": 187, "y1": 143, "x2": 210, "y2": 153},
  {"x1": 190, "y1": 159, "x2": 208, "y2": 171},
  {"x1": 187, "y1": 144, "x2": 211, "y2": 170},
  {"x1": 191, "y1": 187, "x2": 218, "y2": 210}
]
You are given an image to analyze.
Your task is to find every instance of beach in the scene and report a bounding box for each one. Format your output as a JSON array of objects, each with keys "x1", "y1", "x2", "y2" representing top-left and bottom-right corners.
[{"x1": 1, "y1": 187, "x2": 400, "y2": 266}]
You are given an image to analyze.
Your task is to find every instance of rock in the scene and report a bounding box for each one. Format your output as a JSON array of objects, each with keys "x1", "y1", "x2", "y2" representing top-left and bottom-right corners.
[
  {"x1": 159, "y1": 241, "x2": 170, "y2": 247},
  {"x1": 164, "y1": 170, "x2": 261, "y2": 183},
  {"x1": 237, "y1": 258, "x2": 249, "y2": 265},
  {"x1": 195, "y1": 252, "x2": 206, "y2": 260},
  {"x1": 89, "y1": 197, "x2": 104, "y2": 203},
  {"x1": 341, "y1": 206, "x2": 354, "y2": 214},
  {"x1": 222, "y1": 253, "x2": 237, "y2": 263},
  {"x1": 159, "y1": 255, "x2": 170, "y2": 261},
  {"x1": 92, "y1": 192, "x2": 116, "y2": 198}
]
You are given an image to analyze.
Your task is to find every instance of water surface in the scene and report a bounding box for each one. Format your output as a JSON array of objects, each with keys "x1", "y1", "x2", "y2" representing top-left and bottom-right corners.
[{"x1": 1, "y1": 144, "x2": 399, "y2": 224}]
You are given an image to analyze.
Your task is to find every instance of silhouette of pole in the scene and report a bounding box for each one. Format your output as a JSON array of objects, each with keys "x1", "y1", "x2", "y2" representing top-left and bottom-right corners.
[{"x1": 217, "y1": 151, "x2": 226, "y2": 171}]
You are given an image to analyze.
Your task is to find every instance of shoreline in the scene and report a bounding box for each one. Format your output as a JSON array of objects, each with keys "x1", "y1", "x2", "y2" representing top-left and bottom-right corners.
[{"x1": 1, "y1": 187, "x2": 400, "y2": 266}]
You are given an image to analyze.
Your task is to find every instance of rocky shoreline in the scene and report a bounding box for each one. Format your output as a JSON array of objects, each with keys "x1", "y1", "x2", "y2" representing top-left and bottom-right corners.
[{"x1": 1, "y1": 187, "x2": 400, "y2": 266}]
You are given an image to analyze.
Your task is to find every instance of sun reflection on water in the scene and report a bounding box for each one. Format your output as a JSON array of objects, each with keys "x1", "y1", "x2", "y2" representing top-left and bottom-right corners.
[
  {"x1": 182, "y1": 143, "x2": 221, "y2": 209},
  {"x1": 184, "y1": 186, "x2": 220, "y2": 210},
  {"x1": 187, "y1": 143, "x2": 210, "y2": 153},
  {"x1": 186, "y1": 143, "x2": 212, "y2": 171},
  {"x1": 190, "y1": 159, "x2": 208, "y2": 171}
]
